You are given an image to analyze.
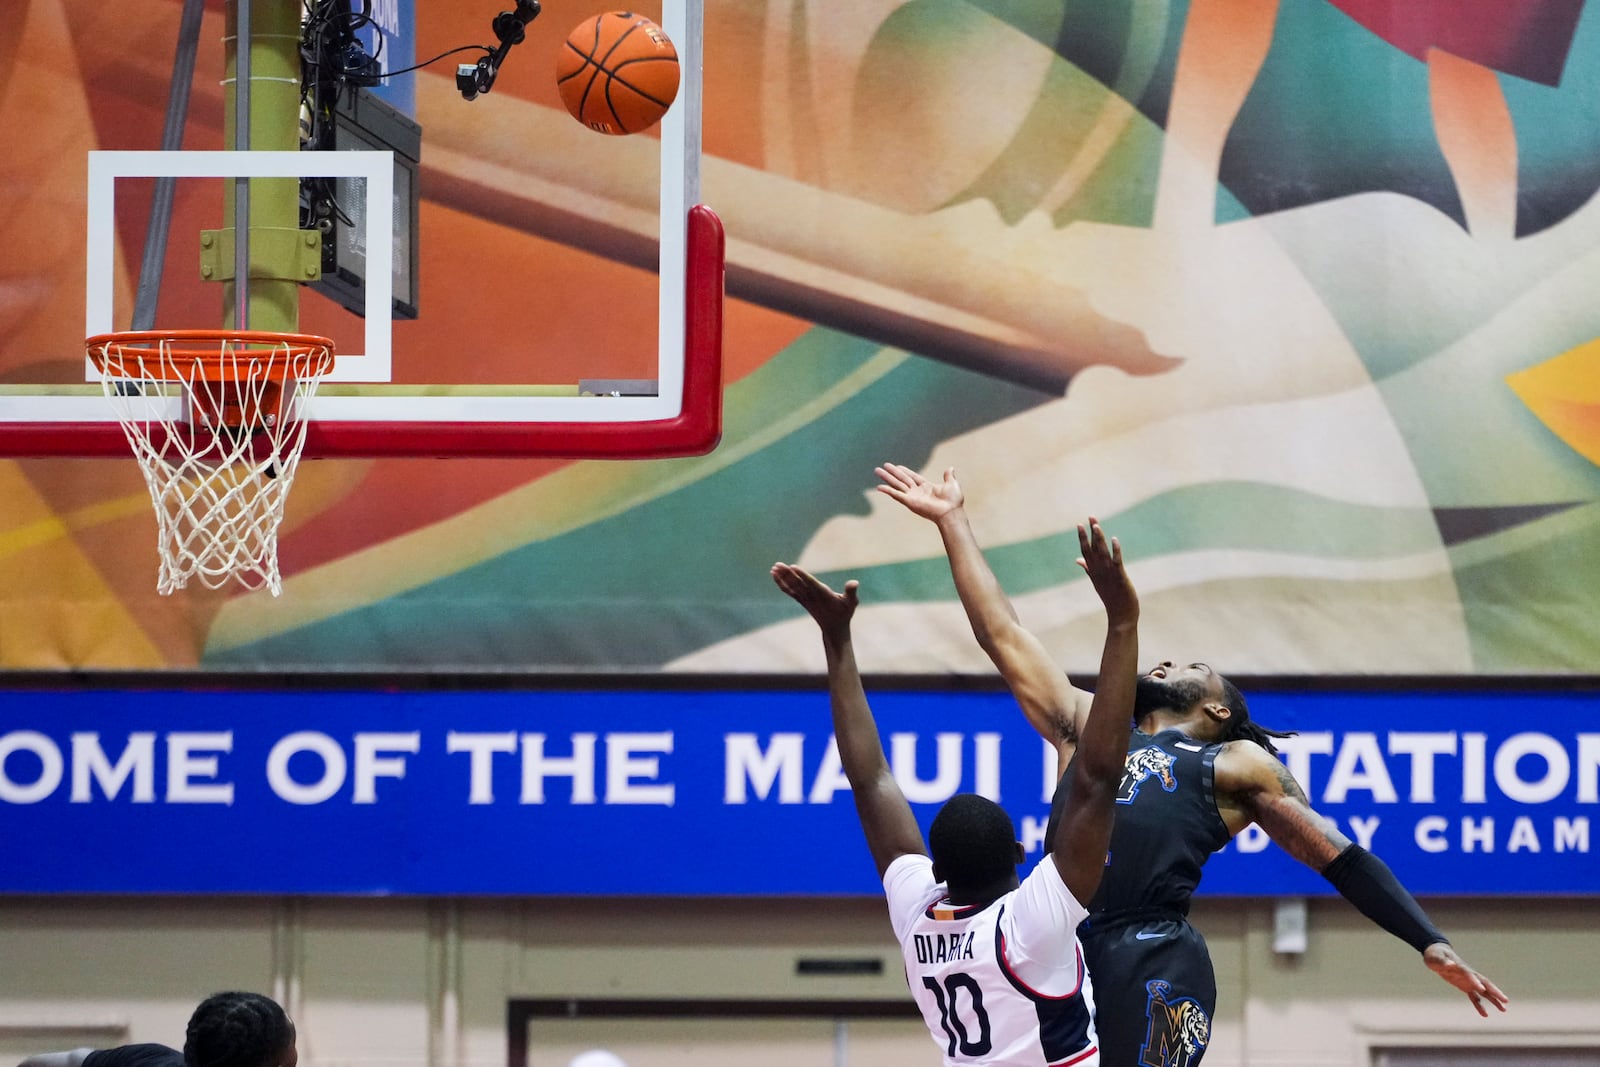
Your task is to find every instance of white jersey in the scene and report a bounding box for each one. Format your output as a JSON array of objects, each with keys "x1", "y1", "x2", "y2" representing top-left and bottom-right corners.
[{"x1": 884, "y1": 853, "x2": 1098, "y2": 1067}]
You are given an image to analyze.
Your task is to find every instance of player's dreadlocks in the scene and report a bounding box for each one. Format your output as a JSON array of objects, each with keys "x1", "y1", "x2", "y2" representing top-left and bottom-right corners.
[
  {"x1": 183, "y1": 992, "x2": 293, "y2": 1067},
  {"x1": 1215, "y1": 677, "x2": 1296, "y2": 755}
]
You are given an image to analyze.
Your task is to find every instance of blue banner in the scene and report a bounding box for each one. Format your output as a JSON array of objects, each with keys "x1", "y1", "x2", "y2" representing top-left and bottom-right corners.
[
  {"x1": 361, "y1": 0, "x2": 415, "y2": 115},
  {"x1": 0, "y1": 685, "x2": 1595, "y2": 896}
]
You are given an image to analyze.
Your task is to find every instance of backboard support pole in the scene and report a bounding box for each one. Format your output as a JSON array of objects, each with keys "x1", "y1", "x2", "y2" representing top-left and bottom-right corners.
[{"x1": 223, "y1": 0, "x2": 303, "y2": 334}]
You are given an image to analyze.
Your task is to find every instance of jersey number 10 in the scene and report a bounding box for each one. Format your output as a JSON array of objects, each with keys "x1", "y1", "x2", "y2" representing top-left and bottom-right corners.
[{"x1": 922, "y1": 973, "x2": 993, "y2": 1057}]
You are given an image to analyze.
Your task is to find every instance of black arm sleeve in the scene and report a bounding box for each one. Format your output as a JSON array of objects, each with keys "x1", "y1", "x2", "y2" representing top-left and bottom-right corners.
[{"x1": 1321, "y1": 843, "x2": 1448, "y2": 952}]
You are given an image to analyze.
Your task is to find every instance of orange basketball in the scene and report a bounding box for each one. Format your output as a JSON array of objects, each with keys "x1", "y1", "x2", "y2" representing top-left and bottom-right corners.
[{"x1": 556, "y1": 12, "x2": 680, "y2": 135}]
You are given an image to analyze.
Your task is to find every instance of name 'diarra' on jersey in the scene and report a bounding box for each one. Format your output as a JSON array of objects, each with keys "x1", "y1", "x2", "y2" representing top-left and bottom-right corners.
[{"x1": 913, "y1": 931, "x2": 978, "y2": 965}]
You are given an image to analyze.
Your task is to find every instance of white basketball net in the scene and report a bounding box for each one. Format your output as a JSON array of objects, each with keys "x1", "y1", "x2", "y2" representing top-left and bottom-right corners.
[{"x1": 89, "y1": 333, "x2": 334, "y2": 597}]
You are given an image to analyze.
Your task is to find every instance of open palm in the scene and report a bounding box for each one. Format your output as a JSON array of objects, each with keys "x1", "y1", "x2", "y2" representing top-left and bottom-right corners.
[
  {"x1": 771, "y1": 563, "x2": 858, "y2": 640},
  {"x1": 875, "y1": 463, "x2": 962, "y2": 521}
]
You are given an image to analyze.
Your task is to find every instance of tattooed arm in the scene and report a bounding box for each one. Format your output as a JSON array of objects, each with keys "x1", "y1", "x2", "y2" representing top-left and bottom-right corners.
[
  {"x1": 1213, "y1": 740, "x2": 1349, "y2": 862},
  {"x1": 1215, "y1": 741, "x2": 1508, "y2": 1017}
]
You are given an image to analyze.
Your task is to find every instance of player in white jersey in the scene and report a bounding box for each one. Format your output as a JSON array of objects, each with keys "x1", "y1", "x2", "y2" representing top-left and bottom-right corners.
[
  {"x1": 772, "y1": 517, "x2": 1140, "y2": 1067},
  {"x1": 884, "y1": 841, "x2": 1098, "y2": 1066}
]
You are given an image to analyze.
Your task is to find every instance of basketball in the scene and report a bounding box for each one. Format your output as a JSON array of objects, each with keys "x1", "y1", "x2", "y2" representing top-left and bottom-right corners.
[{"x1": 556, "y1": 12, "x2": 680, "y2": 135}]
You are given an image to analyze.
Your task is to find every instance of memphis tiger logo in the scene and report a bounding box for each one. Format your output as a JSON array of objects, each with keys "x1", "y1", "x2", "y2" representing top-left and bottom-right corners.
[
  {"x1": 1138, "y1": 979, "x2": 1211, "y2": 1067},
  {"x1": 1117, "y1": 746, "x2": 1178, "y2": 803}
]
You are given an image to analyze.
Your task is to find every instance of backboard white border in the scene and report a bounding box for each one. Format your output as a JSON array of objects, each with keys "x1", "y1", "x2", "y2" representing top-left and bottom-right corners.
[
  {"x1": 13, "y1": 0, "x2": 700, "y2": 430},
  {"x1": 86, "y1": 149, "x2": 394, "y2": 384}
]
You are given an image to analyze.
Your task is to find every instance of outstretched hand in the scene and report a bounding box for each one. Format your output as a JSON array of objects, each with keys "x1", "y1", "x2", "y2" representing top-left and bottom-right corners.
[
  {"x1": 1423, "y1": 943, "x2": 1509, "y2": 1017},
  {"x1": 1076, "y1": 518, "x2": 1138, "y2": 625},
  {"x1": 771, "y1": 563, "x2": 858, "y2": 641},
  {"x1": 875, "y1": 463, "x2": 963, "y2": 522}
]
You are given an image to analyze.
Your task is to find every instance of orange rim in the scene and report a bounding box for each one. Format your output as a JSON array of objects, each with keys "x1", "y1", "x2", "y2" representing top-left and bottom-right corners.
[{"x1": 86, "y1": 330, "x2": 337, "y2": 382}]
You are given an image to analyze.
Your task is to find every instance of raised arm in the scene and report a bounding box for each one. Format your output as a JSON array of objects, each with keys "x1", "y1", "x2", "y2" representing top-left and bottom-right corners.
[
  {"x1": 1217, "y1": 743, "x2": 1510, "y2": 1016},
  {"x1": 771, "y1": 563, "x2": 928, "y2": 877},
  {"x1": 875, "y1": 463, "x2": 1091, "y2": 759},
  {"x1": 1046, "y1": 519, "x2": 1139, "y2": 902}
]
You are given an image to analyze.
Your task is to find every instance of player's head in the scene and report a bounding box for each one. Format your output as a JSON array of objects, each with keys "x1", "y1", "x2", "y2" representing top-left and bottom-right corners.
[
  {"x1": 184, "y1": 991, "x2": 296, "y2": 1067},
  {"x1": 1134, "y1": 662, "x2": 1293, "y2": 753},
  {"x1": 928, "y1": 793, "x2": 1024, "y2": 900},
  {"x1": 1133, "y1": 661, "x2": 1218, "y2": 722},
  {"x1": 569, "y1": 1053, "x2": 629, "y2": 1067}
]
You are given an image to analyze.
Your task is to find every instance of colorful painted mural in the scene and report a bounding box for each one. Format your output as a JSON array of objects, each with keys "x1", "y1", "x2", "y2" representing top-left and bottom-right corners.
[{"x1": 2, "y1": 0, "x2": 1597, "y2": 674}]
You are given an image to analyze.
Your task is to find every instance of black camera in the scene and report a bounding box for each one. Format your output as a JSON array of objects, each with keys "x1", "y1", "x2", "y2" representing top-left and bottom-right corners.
[{"x1": 457, "y1": 0, "x2": 541, "y2": 100}]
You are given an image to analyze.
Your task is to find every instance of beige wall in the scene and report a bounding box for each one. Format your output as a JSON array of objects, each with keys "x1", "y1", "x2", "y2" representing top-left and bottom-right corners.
[{"x1": 2, "y1": 895, "x2": 1596, "y2": 1067}]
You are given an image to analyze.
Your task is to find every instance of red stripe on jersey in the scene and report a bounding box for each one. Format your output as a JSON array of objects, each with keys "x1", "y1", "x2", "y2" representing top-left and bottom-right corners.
[
  {"x1": 1051, "y1": 1043, "x2": 1099, "y2": 1067},
  {"x1": 995, "y1": 929, "x2": 1087, "y2": 999}
]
